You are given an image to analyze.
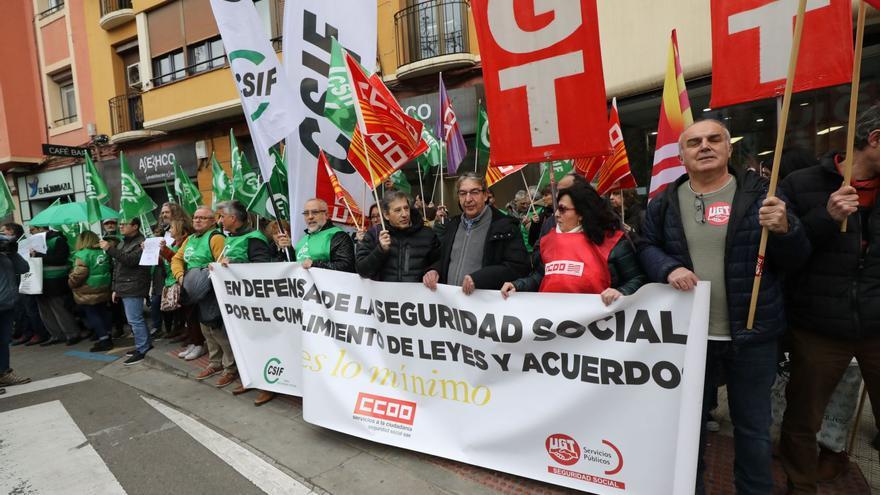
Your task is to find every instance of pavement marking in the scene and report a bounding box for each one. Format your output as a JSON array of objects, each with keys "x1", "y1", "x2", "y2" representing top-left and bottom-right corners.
[
  {"x1": 142, "y1": 396, "x2": 314, "y2": 495},
  {"x1": 64, "y1": 350, "x2": 121, "y2": 362},
  {"x1": 0, "y1": 400, "x2": 126, "y2": 494},
  {"x1": 0, "y1": 372, "x2": 91, "y2": 400}
]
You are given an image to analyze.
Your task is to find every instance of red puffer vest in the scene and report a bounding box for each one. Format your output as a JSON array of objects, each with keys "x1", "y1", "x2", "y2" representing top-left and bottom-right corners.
[{"x1": 538, "y1": 229, "x2": 623, "y2": 294}]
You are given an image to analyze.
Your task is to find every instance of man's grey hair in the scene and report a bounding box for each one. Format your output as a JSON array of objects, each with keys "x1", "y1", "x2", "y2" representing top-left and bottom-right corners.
[
  {"x1": 304, "y1": 198, "x2": 328, "y2": 209},
  {"x1": 217, "y1": 200, "x2": 248, "y2": 223},
  {"x1": 678, "y1": 119, "x2": 732, "y2": 154},
  {"x1": 194, "y1": 205, "x2": 214, "y2": 215},
  {"x1": 380, "y1": 190, "x2": 411, "y2": 213},
  {"x1": 513, "y1": 190, "x2": 528, "y2": 201},
  {"x1": 855, "y1": 104, "x2": 880, "y2": 151},
  {"x1": 455, "y1": 172, "x2": 487, "y2": 192}
]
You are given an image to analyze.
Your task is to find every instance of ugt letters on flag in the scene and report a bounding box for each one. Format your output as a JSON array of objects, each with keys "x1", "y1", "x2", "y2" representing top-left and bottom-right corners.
[{"x1": 471, "y1": 0, "x2": 609, "y2": 165}]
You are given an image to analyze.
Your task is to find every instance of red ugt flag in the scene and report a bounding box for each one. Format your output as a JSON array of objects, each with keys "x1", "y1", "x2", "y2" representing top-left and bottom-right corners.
[{"x1": 710, "y1": 0, "x2": 853, "y2": 108}]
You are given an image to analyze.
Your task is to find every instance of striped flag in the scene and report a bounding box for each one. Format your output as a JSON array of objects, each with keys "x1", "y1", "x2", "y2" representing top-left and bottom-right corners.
[
  {"x1": 649, "y1": 30, "x2": 694, "y2": 200},
  {"x1": 317, "y1": 150, "x2": 362, "y2": 226},
  {"x1": 595, "y1": 98, "x2": 637, "y2": 195},
  {"x1": 574, "y1": 156, "x2": 605, "y2": 182},
  {"x1": 438, "y1": 74, "x2": 467, "y2": 174},
  {"x1": 485, "y1": 163, "x2": 527, "y2": 188}
]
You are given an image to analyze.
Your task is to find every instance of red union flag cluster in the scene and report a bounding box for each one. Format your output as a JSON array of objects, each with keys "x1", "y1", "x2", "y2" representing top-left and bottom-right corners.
[
  {"x1": 709, "y1": 0, "x2": 853, "y2": 108},
  {"x1": 316, "y1": 150, "x2": 362, "y2": 227},
  {"x1": 577, "y1": 98, "x2": 636, "y2": 196},
  {"x1": 470, "y1": 0, "x2": 609, "y2": 165}
]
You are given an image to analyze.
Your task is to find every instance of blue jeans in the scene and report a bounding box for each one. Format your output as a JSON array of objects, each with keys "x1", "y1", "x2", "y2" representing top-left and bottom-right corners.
[
  {"x1": 696, "y1": 339, "x2": 778, "y2": 495},
  {"x1": 0, "y1": 308, "x2": 12, "y2": 372},
  {"x1": 81, "y1": 304, "x2": 112, "y2": 341},
  {"x1": 149, "y1": 293, "x2": 162, "y2": 332},
  {"x1": 121, "y1": 297, "x2": 150, "y2": 354}
]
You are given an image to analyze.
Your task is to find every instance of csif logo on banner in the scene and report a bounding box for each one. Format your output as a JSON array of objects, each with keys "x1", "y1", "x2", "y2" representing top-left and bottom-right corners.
[
  {"x1": 263, "y1": 357, "x2": 284, "y2": 384},
  {"x1": 230, "y1": 49, "x2": 277, "y2": 122}
]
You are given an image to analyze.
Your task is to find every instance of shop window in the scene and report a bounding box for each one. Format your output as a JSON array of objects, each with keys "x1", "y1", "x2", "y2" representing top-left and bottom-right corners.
[
  {"x1": 187, "y1": 37, "x2": 225, "y2": 75},
  {"x1": 152, "y1": 50, "x2": 185, "y2": 86}
]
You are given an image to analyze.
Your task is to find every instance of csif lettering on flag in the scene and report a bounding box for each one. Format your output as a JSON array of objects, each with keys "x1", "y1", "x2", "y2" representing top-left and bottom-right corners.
[
  {"x1": 470, "y1": 0, "x2": 609, "y2": 165},
  {"x1": 709, "y1": 0, "x2": 853, "y2": 108}
]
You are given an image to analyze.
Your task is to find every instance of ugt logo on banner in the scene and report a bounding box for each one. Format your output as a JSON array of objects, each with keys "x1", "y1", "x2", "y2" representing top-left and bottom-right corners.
[
  {"x1": 709, "y1": 0, "x2": 853, "y2": 108},
  {"x1": 471, "y1": 0, "x2": 610, "y2": 165}
]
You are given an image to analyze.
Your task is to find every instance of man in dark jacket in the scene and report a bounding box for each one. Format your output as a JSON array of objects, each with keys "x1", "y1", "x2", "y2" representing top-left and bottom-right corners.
[
  {"x1": 638, "y1": 119, "x2": 808, "y2": 495},
  {"x1": 778, "y1": 105, "x2": 880, "y2": 494},
  {"x1": 100, "y1": 217, "x2": 151, "y2": 366},
  {"x1": 295, "y1": 198, "x2": 355, "y2": 272},
  {"x1": 423, "y1": 172, "x2": 530, "y2": 294},
  {"x1": 31, "y1": 226, "x2": 80, "y2": 345},
  {"x1": 357, "y1": 191, "x2": 440, "y2": 282},
  {"x1": 0, "y1": 234, "x2": 31, "y2": 388}
]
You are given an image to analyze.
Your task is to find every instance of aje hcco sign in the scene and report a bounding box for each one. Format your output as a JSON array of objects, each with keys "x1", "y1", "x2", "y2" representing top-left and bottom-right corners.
[
  {"x1": 211, "y1": 263, "x2": 710, "y2": 494},
  {"x1": 105, "y1": 144, "x2": 198, "y2": 185}
]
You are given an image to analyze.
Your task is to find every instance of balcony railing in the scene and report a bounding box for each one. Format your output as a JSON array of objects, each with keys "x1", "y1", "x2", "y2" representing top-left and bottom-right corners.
[
  {"x1": 151, "y1": 54, "x2": 228, "y2": 88},
  {"x1": 394, "y1": 0, "x2": 470, "y2": 69},
  {"x1": 109, "y1": 93, "x2": 143, "y2": 136},
  {"x1": 54, "y1": 114, "x2": 77, "y2": 126},
  {"x1": 99, "y1": 0, "x2": 132, "y2": 17},
  {"x1": 38, "y1": 1, "x2": 65, "y2": 19}
]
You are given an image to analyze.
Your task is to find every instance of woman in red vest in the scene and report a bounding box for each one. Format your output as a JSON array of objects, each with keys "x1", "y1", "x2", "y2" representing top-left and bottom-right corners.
[{"x1": 501, "y1": 182, "x2": 646, "y2": 305}]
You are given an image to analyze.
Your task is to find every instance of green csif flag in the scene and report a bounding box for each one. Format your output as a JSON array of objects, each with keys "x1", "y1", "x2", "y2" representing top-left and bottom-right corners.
[
  {"x1": 173, "y1": 158, "x2": 203, "y2": 216},
  {"x1": 537, "y1": 160, "x2": 574, "y2": 191},
  {"x1": 416, "y1": 124, "x2": 445, "y2": 176},
  {"x1": 119, "y1": 152, "x2": 157, "y2": 222},
  {"x1": 475, "y1": 105, "x2": 489, "y2": 166},
  {"x1": 0, "y1": 171, "x2": 15, "y2": 219},
  {"x1": 84, "y1": 152, "x2": 110, "y2": 224},
  {"x1": 323, "y1": 37, "x2": 359, "y2": 137},
  {"x1": 248, "y1": 148, "x2": 288, "y2": 220},
  {"x1": 211, "y1": 153, "x2": 233, "y2": 208},
  {"x1": 164, "y1": 180, "x2": 177, "y2": 204},
  {"x1": 389, "y1": 170, "x2": 411, "y2": 194},
  {"x1": 230, "y1": 129, "x2": 260, "y2": 206}
]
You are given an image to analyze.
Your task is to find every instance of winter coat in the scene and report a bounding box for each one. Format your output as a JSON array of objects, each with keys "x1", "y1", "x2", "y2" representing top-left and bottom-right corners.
[
  {"x1": 68, "y1": 254, "x2": 112, "y2": 306},
  {"x1": 356, "y1": 211, "x2": 441, "y2": 282},
  {"x1": 33, "y1": 230, "x2": 71, "y2": 297},
  {"x1": 780, "y1": 153, "x2": 880, "y2": 339},
  {"x1": 106, "y1": 232, "x2": 151, "y2": 298},
  {"x1": 637, "y1": 167, "x2": 810, "y2": 345},
  {"x1": 0, "y1": 252, "x2": 29, "y2": 311}
]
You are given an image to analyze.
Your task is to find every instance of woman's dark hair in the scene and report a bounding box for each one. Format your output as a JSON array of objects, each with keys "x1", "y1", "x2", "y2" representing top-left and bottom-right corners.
[
  {"x1": 2, "y1": 223, "x2": 24, "y2": 238},
  {"x1": 558, "y1": 183, "x2": 619, "y2": 245}
]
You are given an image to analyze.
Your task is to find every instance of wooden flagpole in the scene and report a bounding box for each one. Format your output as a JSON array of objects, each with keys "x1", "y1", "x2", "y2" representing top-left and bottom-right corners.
[
  {"x1": 746, "y1": 0, "x2": 807, "y2": 329},
  {"x1": 520, "y1": 171, "x2": 539, "y2": 219},
  {"x1": 474, "y1": 98, "x2": 482, "y2": 172},
  {"x1": 416, "y1": 164, "x2": 428, "y2": 223},
  {"x1": 840, "y1": 0, "x2": 868, "y2": 233},
  {"x1": 361, "y1": 137, "x2": 387, "y2": 231}
]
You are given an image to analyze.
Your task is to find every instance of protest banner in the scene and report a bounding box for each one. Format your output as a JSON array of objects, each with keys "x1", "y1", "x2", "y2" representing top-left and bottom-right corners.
[{"x1": 212, "y1": 263, "x2": 709, "y2": 494}]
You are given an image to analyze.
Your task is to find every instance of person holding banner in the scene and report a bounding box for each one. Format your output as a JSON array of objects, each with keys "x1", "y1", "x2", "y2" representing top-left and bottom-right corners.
[
  {"x1": 31, "y1": 226, "x2": 80, "y2": 346},
  {"x1": 638, "y1": 119, "x2": 808, "y2": 495},
  {"x1": 265, "y1": 220, "x2": 294, "y2": 262},
  {"x1": 295, "y1": 198, "x2": 355, "y2": 273},
  {"x1": 778, "y1": 104, "x2": 880, "y2": 494},
  {"x1": 68, "y1": 231, "x2": 113, "y2": 352},
  {"x1": 423, "y1": 172, "x2": 529, "y2": 295},
  {"x1": 500, "y1": 182, "x2": 645, "y2": 305},
  {"x1": 356, "y1": 191, "x2": 440, "y2": 283}
]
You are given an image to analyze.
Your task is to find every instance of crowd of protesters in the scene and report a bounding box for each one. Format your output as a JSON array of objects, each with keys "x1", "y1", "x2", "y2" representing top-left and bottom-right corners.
[{"x1": 0, "y1": 104, "x2": 878, "y2": 493}]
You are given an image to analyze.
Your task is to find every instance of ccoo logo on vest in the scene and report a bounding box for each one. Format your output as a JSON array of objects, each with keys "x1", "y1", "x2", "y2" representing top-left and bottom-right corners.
[
  {"x1": 229, "y1": 49, "x2": 276, "y2": 123},
  {"x1": 263, "y1": 357, "x2": 284, "y2": 384}
]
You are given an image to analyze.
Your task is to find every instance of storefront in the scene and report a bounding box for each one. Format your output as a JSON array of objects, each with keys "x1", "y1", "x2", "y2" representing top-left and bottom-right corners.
[{"x1": 17, "y1": 165, "x2": 86, "y2": 221}]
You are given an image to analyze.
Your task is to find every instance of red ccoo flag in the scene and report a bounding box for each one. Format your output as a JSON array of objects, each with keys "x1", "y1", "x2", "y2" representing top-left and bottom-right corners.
[
  {"x1": 649, "y1": 30, "x2": 693, "y2": 201},
  {"x1": 595, "y1": 98, "x2": 637, "y2": 195},
  {"x1": 485, "y1": 163, "x2": 527, "y2": 188},
  {"x1": 316, "y1": 150, "x2": 363, "y2": 227}
]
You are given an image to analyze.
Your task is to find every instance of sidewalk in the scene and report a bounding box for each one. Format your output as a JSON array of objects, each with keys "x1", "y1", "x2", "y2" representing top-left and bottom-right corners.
[{"x1": 141, "y1": 340, "x2": 871, "y2": 495}]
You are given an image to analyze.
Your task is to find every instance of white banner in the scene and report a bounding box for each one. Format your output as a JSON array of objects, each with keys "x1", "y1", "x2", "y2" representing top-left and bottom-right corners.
[
  {"x1": 282, "y1": 1, "x2": 377, "y2": 234},
  {"x1": 210, "y1": 0, "x2": 300, "y2": 179},
  {"x1": 212, "y1": 263, "x2": 709, "y2": 494}
]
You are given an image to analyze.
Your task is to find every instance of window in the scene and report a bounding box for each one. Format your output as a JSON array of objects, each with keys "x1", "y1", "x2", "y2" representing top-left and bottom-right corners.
[
  {"x1": 49, "y1": 70, "x2": 77, "y2": 126},
  {"x1": 152, "y1": 50, "x2": 185, "y2": 86},
  {"x1": 39, "y1": 0, "x2": 65, "y2": 18},
  {"x1": 59, "y1": 83, "x2": 76, "y2": 125},
  {"x1": 187, "y1": 37, "x2": 225, "y2": 75}
]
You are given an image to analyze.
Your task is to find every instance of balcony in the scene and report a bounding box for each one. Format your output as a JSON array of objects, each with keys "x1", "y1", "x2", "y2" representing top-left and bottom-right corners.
[
  {"x1": 37, "y1": 1, "x2": 65, "y2": 20},
  {"x1": 394, "y1": 0, "x2": 476, "y2": 80},
  {"x1": 109, "y1": 93, "x2": 164, "y2": 143},
  {"x1": 99, "y1": 0, "x2": 134, "y2": 30},
  {"x1": 141, "y1": 67, "x2": 241, "y2": 132}
]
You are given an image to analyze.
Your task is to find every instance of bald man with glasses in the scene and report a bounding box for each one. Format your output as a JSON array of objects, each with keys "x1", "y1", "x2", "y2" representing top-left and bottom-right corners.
[{"x1": 294, "y1": 198, "x2": 355, "y2": 272}]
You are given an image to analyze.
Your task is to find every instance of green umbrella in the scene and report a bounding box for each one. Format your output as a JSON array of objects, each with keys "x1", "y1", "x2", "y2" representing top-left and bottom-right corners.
[{"x1": 29, "y1": 201, "x2": 120, "y2": 227}]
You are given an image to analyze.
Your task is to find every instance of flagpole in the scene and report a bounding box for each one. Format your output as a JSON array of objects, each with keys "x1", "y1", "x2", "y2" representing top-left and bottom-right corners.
[
  {"x1": 430, "y1": 166, "x2": 440, "y2": 204},
  {"x1": 520, "y1": 171, "x2": 539, "y2": 219},
  {"x1": 474, "y1": 98, "x2": 482, "y2": 173},
  {"x1": 416, "y1": 164, "x2": 427, "y2": 224},
  {"x1": 361, "y1": 136, "x2": 387, "y2": 231},
  {"x1": 746, "y1": 0, "x2": 807, "y2": 330},
  {"x1": 341, "y1": 197, "x2": 362, "y2": 231},
  {"x1": 840, "y1": 0, "x2": 867, "y2": 233}
]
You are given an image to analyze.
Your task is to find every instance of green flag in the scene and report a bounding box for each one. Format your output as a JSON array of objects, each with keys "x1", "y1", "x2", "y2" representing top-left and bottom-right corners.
[
  {"x1": 248, "y1": 149, "x2": 288, "y2": 220},
  {"x1": 119, "y1": 152, "x2": 157, "y2": 222},
  {"x1": 173, "y1": 158, "x2": 203, "y2": 216},
  {"x1": 0, "y1": 171, "x2": 15, "y2": 219},
  {"x1": 416, "y1": 124, "x2": 445, "y2": 175},
  {"x1": 211, "y1": 153, "x2": 233, "y2": 208},
  {"x1": 389, "y1": 170, "x2": 411, "y2": 194},
  {"x1": 323, "y1": 37, "x2": 359, "y2": 137},
  {"x1": 537, "y1": 160, "x2": 574, "y2": 192},
  {"x1": 164, "y1": 180, "x2": 177, "y2": 204},
  {"x1": 230, "y1": 129, "x2": 260, "y2": 206},
  {"x1": 475, "y1": 105, "x2": 489, "y2": 166},
  {"x1": 84, "y1": 152, "x2": 110, "y2": 224}
]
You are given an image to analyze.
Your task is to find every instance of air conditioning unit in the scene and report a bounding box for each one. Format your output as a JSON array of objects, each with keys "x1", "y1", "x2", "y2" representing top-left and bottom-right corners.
[{"x1": 126, "y1": 63, "x2": 141, "y2": 89}]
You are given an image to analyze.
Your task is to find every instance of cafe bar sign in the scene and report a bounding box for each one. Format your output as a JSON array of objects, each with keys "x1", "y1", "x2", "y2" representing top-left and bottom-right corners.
[{"x1": 42, "y1": 144, "x2": 89, "y2": 158}]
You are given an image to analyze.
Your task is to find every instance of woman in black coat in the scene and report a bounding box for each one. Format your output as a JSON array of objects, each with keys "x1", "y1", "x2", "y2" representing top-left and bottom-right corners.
[{"x1": 356, "y1": 191, "x2": 440, "y2": 282}]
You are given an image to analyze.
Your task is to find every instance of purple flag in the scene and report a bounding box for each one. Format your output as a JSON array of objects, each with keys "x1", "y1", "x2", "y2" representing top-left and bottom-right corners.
[{"x1": 438, "y1": 74, "x2": 467, "y2": 175}]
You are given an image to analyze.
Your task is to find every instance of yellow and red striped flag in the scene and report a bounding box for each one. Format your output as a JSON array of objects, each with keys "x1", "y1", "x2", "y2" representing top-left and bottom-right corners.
[
  {"x1": 317, "y1": 150, "x2": 363, "y2": 227},
  {"x1": 595, "y1": 98, "x2": 637, "y2": 195},
  {"x1": 648, "y1": 30, "x2": 693, "y2": 200},
  {"x1": 574, "y1": 155, "x2": 605, "y2": 182},
  {"x1": 485, "y1": 163, "x2": 527, "y2": 188}
]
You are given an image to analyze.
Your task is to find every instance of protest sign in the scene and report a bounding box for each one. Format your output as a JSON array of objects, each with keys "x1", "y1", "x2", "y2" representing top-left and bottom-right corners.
[
  {"x1": 212, "y1": 263, "x2": 709, "y2": 494},
  {"x1": 139, "y1": 238, "x2": 163, "y2": 266}
]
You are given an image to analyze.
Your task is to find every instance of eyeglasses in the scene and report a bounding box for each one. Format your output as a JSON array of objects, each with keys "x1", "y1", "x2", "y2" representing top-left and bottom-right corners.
[
  {"x1": 556, "y1": 205, "x2": 575, "y2": 214},
  {"x1": 193, "y1": 216, "x2": 214, "y2": 221},
  {"x1": 694, "y1": 195, "x2": 706, "y2": 224},
  {"x1": 302, "y1": 209, "x2": 327, "y2": 217},
  {"x1": 457, "y1": 188, "x2": 485, "y2": 198}
]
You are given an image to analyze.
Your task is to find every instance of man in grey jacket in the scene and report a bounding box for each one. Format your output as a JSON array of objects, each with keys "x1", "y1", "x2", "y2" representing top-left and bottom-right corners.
[{"x1": 100, "y1": 217, "x2": 151, "y2": 366}]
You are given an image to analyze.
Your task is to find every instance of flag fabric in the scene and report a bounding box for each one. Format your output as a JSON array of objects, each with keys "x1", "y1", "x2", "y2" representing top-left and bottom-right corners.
[
  {"x1": 84, "y1": 152, "x2": 110, "y2": 224},
  {"x1": 594, "y1": 99, "x2": 637, "y2": 196},
  {"x1": 174, "y1": 159, "x2": 203, "y2": 216},
  {"x1": 248, "y1": 149, "x2": 289, "y2": 220},
  {"x1": 438, "y1": 75, "x2": 467, "y2": 174},
  {"x1": 649, "y1": 30, "x2": 694, "y2": 201},
  {"x1": 0, "y1": 171, "x2": 15, "y2": 218},
  {"x1": 164, "y1": 180, "x2": 177, "y2": 204},
  {"x1": 211, "y1": 153, "x2": 233, "y2": 208},
  {"x1": 323, "y1": 37, "x2": 359, "y2": 137},
  {"x1": 230, "y1": 130, "x2": 261, "y2": 206},
  {"x1": 868, "y1": 0, "x2": 880, "y2": 10},
  {"x1": 316, "y1": 150, "x2": 362, "y2": 226},
  {"x1": 416, "y1": 124, "x2": 444, "y2": 175},
  {"x1": 476, "y1": 105, "x2": 490, "y2": 159},
  {"x1": 537, "y1": 160, "x2": 574, "y2": 192},
  {"x1": 389, "y1": 170, "x2": 412, "y2": 194},
  {"x1": 119, "y1": 152, "x2": 157, "y2": 222},
  {"x1": 485, "y1": 164, "x2": 527, "y2": 188},
  {"x1": 574, "y1": 156, "x2": 605, "y2": 182}
]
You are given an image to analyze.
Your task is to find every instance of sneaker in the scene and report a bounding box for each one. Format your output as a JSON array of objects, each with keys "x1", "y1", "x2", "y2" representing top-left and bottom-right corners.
[
  {"x1": 195, "y1": 367, "x2": 222, "y2": 380},
  {"x1": 125, "y1": 345, "x2": 153, "y2": 357},
  {"x1": 184, "y1": 345, "x2": 205, "y2": 361},
  {"x1": 90, "y1": 339, "x2": 113, "y2": 352},
  {"x1": 178, "y1": 344, "x2": 195, "y2": 359},
  {"x1": 123, "y1": 353, "x2": 145, "y2": 366},
  {"x1": 215, "y1": 373, "x2": 237, "y2": 388},
  {"x1": 65, "y1": 336, "x2": 83, "y2": 346},
  {"x1": 705, "y1": 419, "x2": 720, "y2": 433},
  {"x1": 0, "y1": 369, "x2": 31, "y2": 387}
]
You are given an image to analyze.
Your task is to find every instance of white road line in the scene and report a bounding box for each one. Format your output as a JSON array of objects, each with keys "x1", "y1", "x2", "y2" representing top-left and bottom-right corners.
[
  {"x1": 0, "y1": 401, "x2": 126, "y2": 495},
  {"x1": 142, "y1": 396, "x2": 314, "y2": 495},
  {"x1": 0, "y1": 372, "x2": 91, "y2": 399}
]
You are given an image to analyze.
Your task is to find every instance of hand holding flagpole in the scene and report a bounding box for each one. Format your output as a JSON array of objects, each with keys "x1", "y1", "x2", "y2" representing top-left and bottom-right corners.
[{"x1": 840, "y1": 0, "x2": 868, "y2": 233}]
